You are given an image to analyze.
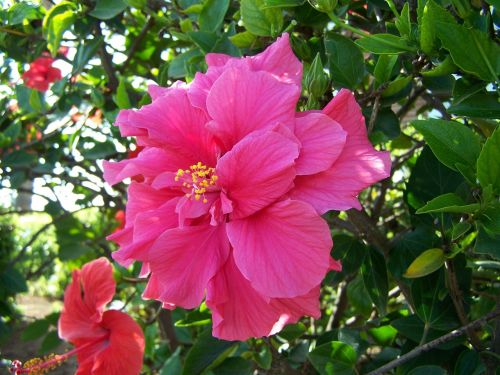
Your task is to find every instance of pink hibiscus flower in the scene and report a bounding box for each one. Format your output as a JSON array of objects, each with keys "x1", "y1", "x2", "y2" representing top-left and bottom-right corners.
[
  {"x1": 103, "y1": 33, "x2": 390, "y2": 340},
  {"x1": 12, "y1": 258, "x2": 144, "y2": 375}
]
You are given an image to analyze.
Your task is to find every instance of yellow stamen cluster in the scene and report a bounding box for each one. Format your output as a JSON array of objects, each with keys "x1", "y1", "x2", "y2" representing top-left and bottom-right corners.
[
  {"x1": 22, "y1": 354, "x2": 64, "y2": 374},
  {"x1": 174, "y1": 162, "x2": 218, "y2": 204}
]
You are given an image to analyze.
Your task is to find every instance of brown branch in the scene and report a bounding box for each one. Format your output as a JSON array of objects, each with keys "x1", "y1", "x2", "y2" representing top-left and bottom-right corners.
[
  {"x1": 366, "y1": 308, "x2": 500, "y2": 375},
  {"x1": 95, "y1": 24, "x2": 119, "y2": 92},
  {"x1": 445, "y1": 259, "x2": 483, "y2": 350},
  {"x1": 158, "y1": 309, "x2": 180, "y2": 352},
  {"x1": 121, "y1": 16, "x2": 155, "y2": 72}
]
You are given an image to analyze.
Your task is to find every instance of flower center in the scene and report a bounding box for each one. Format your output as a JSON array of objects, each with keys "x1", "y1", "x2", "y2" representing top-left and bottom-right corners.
[{"x1": 175, "y1": 162, "x2": 218, "y2": 203}]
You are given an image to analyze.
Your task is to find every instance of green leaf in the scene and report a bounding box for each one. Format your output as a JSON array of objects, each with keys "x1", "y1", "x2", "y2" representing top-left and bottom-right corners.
[
  {"x1": 262, "y1": 0, "x2": 305, "y2": 7},
  {"x1": 435, "y1": 23, "x2": 500, "y2": 82},
  {"x1": 199, "y1": 0, "x2": 229, "y2": 32},
  {"x1": 161, "y1": 348, "x2": 182, "y2": 375},
  {"x1": 182, "y1": 329, "x2": 236, "y2": 375},
  {"x1": 331, "y1": 235, "x2": 367, "y2": 275},
  {"x1": 408, "y1": 366, "x2": 447, "y2": 375},
  {"x1": 308, "y1": 341, "x2": 357, "y2": 375},
  {"x1": 0, "y1": 268, "x2": 28, "y2": 294},
  {"x1": 229, "y1": 31, "x2": 257, "y2": 48},
  {"x1": 361, "y1": 249, "x2": 388, "y2": 315},
  {"x1": 448, "y1": 92, "x2": 500, "y2": 119},
  {"x1": 355, "y1": 34, "x2": 417, "y2": 54},
  {"x1": 374, "y1": 55, "x2": 398, "y2": 86},
  {"x1": 72, "y1": 37, "x2": 103, "y2": 75},
  {"x1": 454, "y1": 349, "x2": 485, "y2": 375},
  {"x1": 42, "y1": 2, "x2": 76, "y2": 56},
  {"x1": 8, "y1": 2, "x2": 41, "y2": 25},
  {"x1": 175, "y1": 309, "x2": 211, "y2": 327},
  {"x1": 395, "y1": 2, "x2": 411, "y2": 37},
  {"x1": 168, "y1": 48, "x2": 203, "y2": 79},
  {"x1": 212, "y1": 358, "x2": 253, "y2": 375},
  {"x1": 411, "y1": 272, "x2": 459, "y2": 331},
  {"x1": 40, "y1": 331, "x2": 63, "y2": 354},
  {"x1": 29, "y1": 89, "x2": 44, "y2": 113},
  {"x1": 114, "y1": 77, "x2": 132, "y2": 109},
  {"x1": 241, "y1": 0, "x2": 283, "y2": 37},
  {"x1": 55, "y1": 215, "x2": 94, "y2": 260},
  {"x1": 347, "y1": 274, "x2": 373, "y2": 316},
  {"x1": 475, "y1": 227, "x2": 500, "y2": 260},
  {"x1": 412, "y1": 119, "x2": 481, "y2": 172},
  {"x1": 419, "y1": 0, "x2": 456, "y2": 55},
  {"x1": 1, "y1": 150, "x2": 36, "y2": 168},
  {"x1": 382, "y1": 75, "x2": 412, "y2": 97},
  {"x1": 324, "y1": 33, "x2": 365, "y2": 89},
  {"x1": 477, "y1": 127, "x2": 500, "y2": 192},
  {"x1": 451, "y1": 221, "x2": 471, "y2": 241},
  {"x1": 422, "y1": 56, "x2": 458, "y2": 77},
  {"x1": 416, "y1": 193, "x2": 480, "y2": 214},
  {"x1": 80, "y1": 140, "x2": 117, "y2": 160},
  {"x1": 21, "y1": 319, "x2": 50, "y2": 341},
  {"x1": 404, "y1": 248, "x2": 446, "y2": 278},
  {"x1": 188, "y1": 31, "x2": 219, "y2": 53},
  {"x1": 89, "y1": 0, "x2": 127, "y2": 20}
]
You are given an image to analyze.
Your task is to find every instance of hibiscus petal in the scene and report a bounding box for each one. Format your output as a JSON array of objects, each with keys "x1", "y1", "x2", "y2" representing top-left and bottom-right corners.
[
  {"x1": 216, "y1": 131, "x2": 299, "y2": 219},
  {"x1": 206, "y1": 254, "x2": 281, "y2": 341},
  {"x1": 90, "y1": 310, "x2": 145, "y2": 375},
  {"x1": 147, "y1": 223, "x2": 230, "y2": 309},
  {"x1": 247, "y1": 33, "x2": 302, "y2": 87},
  {"x1": 294, "y1": 112, "x2": 347, "y2": 175},
  {"x1": 291, "y1": 89, "x2": 391, "y2": 213},
  {"x1": 227, "y1": 200, "x2": 332, "y2": 298},
  {"x1": 103, "y1": 147, "x2": 191, "y2": 186},
  {"x1": 59, "y1": 258, "x2": 115, "y2": 342},
  {"x1": 206, "y1": 67, "x2": 300, "y2": 150}
]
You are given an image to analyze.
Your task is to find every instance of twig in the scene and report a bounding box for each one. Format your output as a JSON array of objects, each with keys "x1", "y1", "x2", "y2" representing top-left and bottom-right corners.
[
  {"x1": 158, "y1": 309, "x2": 180, "y2": 352},
  {"x1": 445, "y1": 259, "x2": 483, "y2": 350},
  {"x1": 121, "y1": 16, "x2": 155, "y2": 72},
  {"x1": 366, "y1": 308, "x2": 500, "y2": 375},
  {"x1": 368, "y1": 94, "x2": 381, "y2": 134},
  {"x1": 95, "y1": 24, "x2": 119, "y2": 92}
]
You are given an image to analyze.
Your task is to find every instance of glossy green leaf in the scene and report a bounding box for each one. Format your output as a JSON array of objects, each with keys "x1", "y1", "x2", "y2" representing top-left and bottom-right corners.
[
  {"x1": 72, "y1": 37, "x2": 103, "y2": 75},
  {"x1": 89, "y1": 0, "x2": 127, "y2": 20},
  {"x1": 475, "y1": 227, "x2": 500, "y2": 260},
  {"x1": 212, "y1": 357, "x2": 253, "y2": 375},
  {"x1": 448, "y1": 92, "x2": 500, "y2": 119},
  {"x1": 8, "y1": 2, "x2": 41, "y2": 25},
  {"x1": 160, "y1": 348, "x2": 182, "y2": 375},
  {"x1": 374, "y1": 54, "x2": 398, "y2": 85},
  {"x1": 241, "y1": 0, "x2": 283, "y2": 36},
  {"x1": 412, "y1": 119, "x2": 481, "y2": 172},
  {"x1": 404, "y1": 248, "x2": 446, "y2": 278},
  {"x1": 361, "y1": 249, "x2": 388, "y2": 315},
  {"x1": 229, "y1": 31, "x2": 257, "y2": 48},
  {"x1": 308, "y1": 341, "x2": 357, "y2": 375},
  {"x1": 454, "y1": 349, "x2": 485, "y2": 375},
  {"x1": 355, "y1": 34, "x2": 417, "y2": 54},
  {"x1": 21, "y1": 319, "x2": 50, "y2": 341},
  {"x1": 416, "y1": 193, "x2": 480, "y2": 214},
  {"x1": 115, "y1": 77, "x2": 132, "y2": 109},
  {"x1": 382, "y1": 75, "x2": 412, "y2": 97},
  {"x1": 477, "y1": 127, "x2": 500, "y2": 191},
  {"x1": 419, "y1": 0, "x2": 456, "y2": 55},
  {"x1": 408, "y1": 365, "x2": 447, "y2": 375},
  {"x1": 262, "y1": 0, "x2": 305, "y2": 8},
  {"x1": 452, "y1": 221, "x2": 472, "y2": 240},
  {"x1": 395, "y1": 2, "x2": 411, "y2": 37},
  {"x1": 199, "y1": 0, "x2": 229, "y2": 32},
  {"x1": 324, "y1": 33, "x2": 364, "y2": 89},
  {"x1": 182, "y1": 329, "x2": 236, "y2": 375},
  {"x1": 0, "y1": 268, "x2": 28, "y2": 294},
  {"x1": 40, "y1": 331, "x2": 63, "y2": 354},
  {"x1": 42, "y1": 2, "x2": 76, "y2": 56},
  {"x1": 436, "y1": 22, "x2": 500, "y2": 82}
]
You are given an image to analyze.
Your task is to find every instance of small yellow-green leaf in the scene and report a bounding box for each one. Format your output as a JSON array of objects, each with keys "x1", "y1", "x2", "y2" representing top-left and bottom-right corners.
[{"x1": 404, "y1": 248, "x2": 446, "y2": 278}]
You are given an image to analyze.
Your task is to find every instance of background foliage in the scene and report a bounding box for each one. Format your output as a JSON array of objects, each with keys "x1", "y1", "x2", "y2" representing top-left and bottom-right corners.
[{"x1": 0, "y1": 0, "x2": 499, "y2": 374}]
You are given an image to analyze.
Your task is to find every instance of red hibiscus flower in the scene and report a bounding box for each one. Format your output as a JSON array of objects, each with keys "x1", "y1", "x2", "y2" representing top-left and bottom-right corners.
[
  {"x1": 22, "y1": 56, "x2": 62, "y2": 92},
  {"x1": 11, "y1": 258, "x2": 144, "y2": 375}
]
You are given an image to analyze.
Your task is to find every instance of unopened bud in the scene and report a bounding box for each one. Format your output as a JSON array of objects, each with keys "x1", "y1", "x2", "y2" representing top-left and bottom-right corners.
[{"x1": 305, "y1": 53, "x2": 329, "y2": 99}]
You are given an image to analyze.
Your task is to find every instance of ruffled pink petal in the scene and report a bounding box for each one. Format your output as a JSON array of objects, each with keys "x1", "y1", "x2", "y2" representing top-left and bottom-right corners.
[
  {"x1": 111, "y1": 198, "x2": 180, "y2": 267},
  {"x1": 125, "y1": 182, "x2": 181, "y2": 226},
  {"x1": 247, "y1": 33, "x2": 302, "y2": 87},
  {"x1": 116, "y1": 88, "x2": 216, "y2": 165},
  {"x1": 329, "y1": 257, "x2": 342, "y2": 272},
  {"x1": 147, "y1": 223, "x2": 230, "y2": 309},
  {"x1": 206, "y1": 254, "x2": 281, "y2": 341},
  {"x1": 206, "y1": 66, "x2": 300, "y2": 150},
  {"x1": 291, "y1": 89, "x2": 391, "y2": 213},
  {"x1": 59, "y1": 258, "x2": 115, "y2": 342},
  {"x1": 227, "y1": 200, "x2": 332, "y2": 298},
  {"x1": 294, "y1": 112, "x2": 347, "y2": 175},
  {"x1": 269, "y1": 286, "x2": 321, "y2": 335},
  {"x1": 148, "y1": 81, "x2": 187, "y2": 100},
  {"x1": 175, "y1": 193, "x2": 218, "y2": 227},
  {"x1": 89, "y1": 310, "x2": 145, "y2": 375},
  {"x1": 205, "y1": 53, "x2": 232, "y2": 67},
  {"x1": 103, "y1": 147, "x2": 191, "y2": 186},
  {"x1": 216, "y1": 131, "x2": 299, "y2": 219}
]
